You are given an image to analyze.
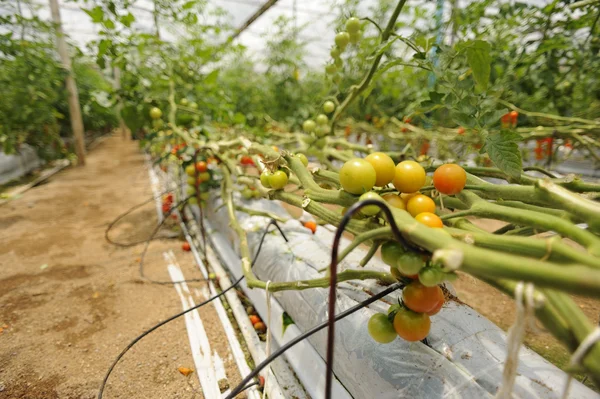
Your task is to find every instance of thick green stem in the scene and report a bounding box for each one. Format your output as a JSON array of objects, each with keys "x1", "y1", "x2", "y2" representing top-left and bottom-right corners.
[{"x1": 456, "y1": 191, "x2": 600, "y2": 255}]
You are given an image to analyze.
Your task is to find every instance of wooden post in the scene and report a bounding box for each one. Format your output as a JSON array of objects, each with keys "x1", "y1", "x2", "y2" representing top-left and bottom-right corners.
[
  {"x1": 113, "y1": 66, "x2": 130, "y2": 140},
  {"x1": 48, "y1": 0, "x2": 86, "y2": 165}
]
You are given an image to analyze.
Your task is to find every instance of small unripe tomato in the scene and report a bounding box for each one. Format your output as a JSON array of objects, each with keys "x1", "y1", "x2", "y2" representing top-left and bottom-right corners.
[
  {"x1": 325, "y1": 63, "x2": 337, "y2": 75},
  {"x1": 335, "y1": 31, "x2": 350, "y2": 50},
  {"x1": 303, "y1": 119, "x2": 316, "y2": 132},
  {"x1": 260, "y1": 171, "x2": 272, "y2": 188},
  {"x1": 269, "y1": 170, "x2": 288, "y2": 190},
  {"x1": 330, "y1": 47, "x2": 340, "y2": 58},
  {"x1": 339, "y1": 158, "x2": 376, "y2": 195},
  {"x1": 358, "y1": 191, "x2": 384, "y2": 216},
  {"x1": 323, "y1": 101, "x2": 335, "y2": 114},
  {"x1": 368, "y1": 313, "x2": 397, "y2": 344},
  {"x1": 149, "y1": 107, "x2": 162, "y2": 120},
  {"x1": 316, "y1": 114, "x2": 329, "y2": 125},
  {"x1": 296, "y1": 153, "x2": 309, "y2": 166},
  {"x1": 345, "y1": 17, "x2": 361, "y2": 33}
]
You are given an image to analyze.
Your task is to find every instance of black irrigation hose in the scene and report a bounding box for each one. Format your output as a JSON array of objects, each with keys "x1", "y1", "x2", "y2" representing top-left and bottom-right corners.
[
  {"x1": 225, "y1": 281, "x2": 403, "y2": 399},
  {"x1": 324, "y1": 199, "x2": 413, "y2": 399},
  {"x1": 98, "y1": 219, "x2": 288, "y2": 399},
  {"x1": 104, "y1": 187, "x2": 182, "y2": 247}
]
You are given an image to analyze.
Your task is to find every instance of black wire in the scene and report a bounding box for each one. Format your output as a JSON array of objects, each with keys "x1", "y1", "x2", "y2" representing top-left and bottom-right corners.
[
  {"x1": 325, "y1": 199, "x2": 415, "y2": 399},
  {"x1": 98, "y1": 219, "x2": 288, "y2": 399},
  {"x1": 225, "y1": 282, "x2": 403, "y2": 399}
]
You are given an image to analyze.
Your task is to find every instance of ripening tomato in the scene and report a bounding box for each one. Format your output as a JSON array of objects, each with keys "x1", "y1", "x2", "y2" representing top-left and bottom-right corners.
[
  {"x1": 359, "y1": 191, "x2": 384, "y2": 216},
  {"x1": 392, "y1": 161, "x2": 426, "y2": 193},
  {"x1": 393, "y1": 308, "x2": 431, "y2": 342},
  {"x1": 406, "y1": 194, "x2": 436, "y2": 217},
  {"x1": 433, "y1": 164, "x2": 467, "y2": 195},
  {"x1": 249, "y1": 315, "x2": 261, "y2": 325},
  {"x1": 415, "y1": 212, "x2": 444, "y2": 228},
  {"x1": 254, "y1": 322, "x2": 267, "y2": 333},
  {"x1": 365, "y1": 152, "x2": 395, "y2": 187},
  {"x1": 304, "y1": 220, "x2": 317, "y2": 234},
  {"x1": 390, "y1": 266, "x2": 418, "y2": 281},
  {"x1": 402, "y1": 281, "x2": 444, "y2": 313},
  {"x1": 339, "y1": 158, "x2": 376, "y2": 195},
  {"x1": 382, "y1": 194, "x2": 406, "y2": 210},
  {"x1": 427, "y1": 296, "x2": 444, "y2": 316},
  {"x1": 196, "y1": 161, "x2": 208, "y2": 172},
  {"x1": 368, "y1": 313, "x2": 397, "y2": 344},
  {"x1": 240, "y1": 155, "x2": 254, "y2": 166}
]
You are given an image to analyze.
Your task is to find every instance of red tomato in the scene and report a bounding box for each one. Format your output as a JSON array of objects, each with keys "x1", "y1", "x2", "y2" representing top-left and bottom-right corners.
[
  {"x1": 427, "y1": 296, "x2": 445, "y2": 316},
  {"x1": 420, "y1": 141, "x2": 430, "y2": 156},
  {"x1": 393, "y1": 308, "x2": 430, "y2": 342},
  {"x1": 240, "y1": 155, "x2": 254, "y2": 166},
  {"x1": 182, "y1": 242, "x2": 191, "y2": 251},
  {"x1": 196, "y1": 161, "x2": 208, "y2": 172},
  {"x1": 249, "y1": 315, "x2": 261, "y2": 325},
  {"x1": 457, "y1": 127, "x2": 465, "y2": 135}
]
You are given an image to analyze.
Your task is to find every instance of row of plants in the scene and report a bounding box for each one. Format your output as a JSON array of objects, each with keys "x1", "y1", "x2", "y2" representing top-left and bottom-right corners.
[{"x1": 0, "y1": 0, "x2": 117, "y2": 160}]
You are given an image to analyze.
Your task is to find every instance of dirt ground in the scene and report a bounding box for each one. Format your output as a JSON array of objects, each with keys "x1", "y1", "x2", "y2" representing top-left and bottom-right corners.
[{"x1": 0, "y1": 135, "x2": 244, "y2": 398}]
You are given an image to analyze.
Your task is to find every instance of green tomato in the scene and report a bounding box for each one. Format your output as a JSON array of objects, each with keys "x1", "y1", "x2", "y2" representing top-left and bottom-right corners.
[
  {"x1": 297, "y1": 153, "x2": 309, "y2": 166},
  {"x1": 252, "y1": 190, "x2": 262, "y2": 199},
  {"x1": 330, "y1": 47, "x2": 340, "y2": 58},
  {"x1": 187, "y1": 186, "x2": 196, "y2": 196},
  {"x1": 199, "y1": 191, "x2": 210, "y2": 200},
  {"x1": 317, "y1": 125, "x2": 331, "y2": 136},
  {"x1": 335, "y1": 32, "x2": 350, "y2": 50},
  {"x1": 150, "y1": 107, "x2": 162, "y2": 120},
  {"x1": 332, "y1": 74, "x2": 342, "y2": 85},
  {"x1": 316, "y1": 114, "x2": 329, "y2": 125},
  {"x1": 359, "y1": 191, "x2": 384, "y2": 216},
  {"x1": 381, "y1": 241, "x2": 405, "y2": 267},
  {"x1": 185, "y1": 164, "x2": 196, "y2": 177},
  {"x1": 188, "y1": 197, "x2": 198, "y2": 205},
  {"x1": 269, "y1": 170, "x2": 288, "y2": 190},
  {"x1": 368, "y1": 313, "x2": 397, "y2": 344},
  {"x1": 323, "y1": 101, "x2": 335, "y2": 114},
  {"x1": 302, "y1": 119, "x2": 316, "y2": 132},
  {"x1": 418, "y1": 267, "x2": 444, "y2": 287},
  {"x1": 260, "y1": 171, "x2": 272, "y2": 188},
  {"x1": 180, "y1": 98, "x2": 189, "y2": 106},
  {"x1": 346, "y1": 17, "x2": 361, "y2": 33},
  {"x1": 186, "y1": 176, "x2": 196, "y2": 185},
  {"x1": 397, "y1": 252, "x2": 425, "y2": 276},
  {"x1": 242, "y1": 188, "x2": 253, "y2": 200},
  {"x1": 349, "y1": 31, "x2": 361, "y2": 44},
  {"x1": 190, "y1": 102, "x2": 198, "y2": 109},
  {"x1": 325, "y1": 64, "x2": 337, "y2": 75},
  {"x1": 334, "y1": 57, "x2": 343, "y2": 68},
  {"x1": 339, "y1": 158, "x2": 376, "y2": 195}
]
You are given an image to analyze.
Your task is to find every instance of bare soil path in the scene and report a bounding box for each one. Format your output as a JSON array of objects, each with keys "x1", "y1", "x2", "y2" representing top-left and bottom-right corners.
[{"x1": 0, "y1": 135, "x2": 242, "y2": 398}]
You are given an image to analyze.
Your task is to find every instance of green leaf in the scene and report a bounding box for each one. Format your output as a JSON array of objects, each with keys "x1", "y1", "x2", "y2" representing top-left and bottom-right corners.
[
  {"x1": 428, "y1": 91, "x2": 444, "y2": 104},
  {"x1": 182, "y1": 1, "x2": 196, "y2": 9},
  {"x1": 483, "y1": 132, "x2": 522, "y2": 179},
  {"x1": 282, "y1": 312, "x2": 295, "y2": 335},
  {"x1": 480, "y1": 108, "x2": 507, "y2": 127},
  {"x1": 120, "y1": 13, "x2": 135, "y2": 28},
  {"x1": 103, "y1": 19, "x2": 115, "y2": 30},
  {"x1": 83, "y1": 6, "x2": 104, "y2": 23},
  {"x1": 458, "y1": 40, "x2": 491, "y2": 90},
  {"x1": 204, "y1": 69, "x2": 219, "y2": 85}
]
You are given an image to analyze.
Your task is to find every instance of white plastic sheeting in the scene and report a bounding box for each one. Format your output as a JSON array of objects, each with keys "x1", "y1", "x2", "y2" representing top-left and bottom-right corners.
[
  {"x1": 0, "y1": 146, "x2": 42, "y2": 185},
  {"x1": 201, "y1": 192, "x2": 597, "y2": 399}
]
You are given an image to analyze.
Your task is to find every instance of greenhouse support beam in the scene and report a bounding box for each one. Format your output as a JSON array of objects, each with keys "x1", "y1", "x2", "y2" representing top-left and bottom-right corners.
[{"x1": 48, "y1": 0, "x2": 86, "y2": 165}]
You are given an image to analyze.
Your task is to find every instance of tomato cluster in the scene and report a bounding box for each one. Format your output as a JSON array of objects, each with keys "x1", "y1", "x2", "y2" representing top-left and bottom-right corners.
[
  {"x1": 161, "y1": 193, "x2": 174, "y2": 214},
  {"x1": 248, "y1": 309, "x2": 266, "y2": 334},
  {"x1": 184, "y1": 159, "x2": 214, "y2": 206}
]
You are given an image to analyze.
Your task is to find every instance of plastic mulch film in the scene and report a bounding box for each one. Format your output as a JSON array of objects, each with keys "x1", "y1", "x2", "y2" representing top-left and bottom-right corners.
[{"x1": 204, "y1": 194, "x2": 597, "y2": 399}]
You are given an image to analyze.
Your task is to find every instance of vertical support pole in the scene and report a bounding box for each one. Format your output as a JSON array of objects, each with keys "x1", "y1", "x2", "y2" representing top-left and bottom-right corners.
[
  {"x1": 48, "y1": 0, "x2": 86, "y2": 165},
  {"x1": 113, "y1": 66, "x2": 130, "y2": 140}
]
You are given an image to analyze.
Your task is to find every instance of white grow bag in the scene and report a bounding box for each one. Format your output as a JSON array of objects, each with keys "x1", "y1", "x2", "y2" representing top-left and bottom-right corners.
[{"x1": 192, "y1": 192, "x2": 596, "y2": 399}]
